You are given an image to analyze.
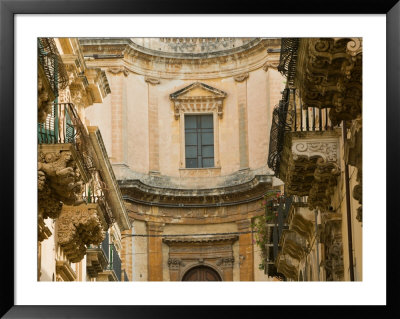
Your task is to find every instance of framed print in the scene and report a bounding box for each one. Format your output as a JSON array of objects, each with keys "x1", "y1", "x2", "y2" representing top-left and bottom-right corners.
[{"x1": 1, "y1": 0, "x2": 399, "y2": 317}]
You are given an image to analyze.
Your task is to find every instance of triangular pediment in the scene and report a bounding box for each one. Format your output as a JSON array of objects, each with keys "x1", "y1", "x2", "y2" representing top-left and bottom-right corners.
[{"x1": 170, "y1": 82, "x2": 227, "y2": 100}]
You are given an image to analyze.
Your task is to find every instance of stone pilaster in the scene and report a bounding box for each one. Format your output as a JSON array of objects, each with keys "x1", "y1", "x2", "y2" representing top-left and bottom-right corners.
[
  {"x1": 121, "y1": 228, "x2": 133, "y2": 281},
  {"x1": 147, "y1": 221, "x2": 165, "y2": 281},
  {"x1": 108, "y1": 72, "x2": 124, "y2": 163},
  {"x1": 236, "y1": 219, "x2": 254, "y2": 281},
  {"x1": 147, "y1": 79, "x2": 160, "y2": 174},
  {"x1": 235, "y1": 76, "x2": 249, "y2": 170}
]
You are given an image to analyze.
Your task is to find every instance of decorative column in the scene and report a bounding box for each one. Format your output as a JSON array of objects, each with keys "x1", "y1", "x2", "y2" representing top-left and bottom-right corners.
[
  {"x1": 234, "y1": 73, "x2": 250, "y2": 170},
  {"x1": 236, "y1": 219, "x2": 254, "y2": 281},
  {"x1": 147, "y1": 221, "x2": 165, "y2": 281}
]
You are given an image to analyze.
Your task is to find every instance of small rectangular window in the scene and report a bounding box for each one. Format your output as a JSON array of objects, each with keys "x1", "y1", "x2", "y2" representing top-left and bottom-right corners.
[{"x1": 184, "y1": 114, "x2": 214, "y2": 168}]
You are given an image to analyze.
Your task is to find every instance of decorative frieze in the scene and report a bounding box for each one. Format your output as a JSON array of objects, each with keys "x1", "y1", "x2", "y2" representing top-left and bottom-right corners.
[{"x1": 57, "y1": 204, "x2": 107, "y2": 263}]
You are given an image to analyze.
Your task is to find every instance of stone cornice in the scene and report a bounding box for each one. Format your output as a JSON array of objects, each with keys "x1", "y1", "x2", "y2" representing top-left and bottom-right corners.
[
  {"x1": 163, "y1": 235, "x2": 238, "y2": 244},
  {"x1": 87, "y1": 127, "x2": 131, "y2": 231},
  {"x1": 120, "y1": 174, "x2": 273, "y2": 206},
  {"x1": 80, "y1": 38, "x2": 281, "y2": 80}
]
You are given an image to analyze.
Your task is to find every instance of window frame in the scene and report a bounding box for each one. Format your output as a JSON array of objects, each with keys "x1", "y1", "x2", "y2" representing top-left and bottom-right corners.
[{"x1": 179, "y1": 111, "x2": 220, "y2": 170}]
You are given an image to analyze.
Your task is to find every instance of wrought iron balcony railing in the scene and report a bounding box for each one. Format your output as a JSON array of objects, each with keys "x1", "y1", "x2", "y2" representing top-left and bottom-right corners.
[
  {"x1": 107, "y1": 243, "x2": 122, "y2": 281},
  {"x1": 38, "y1": 38, "x2": 68, "y2": 98},
  {"x1": 267, "y1": 87, "x2": 338, "y2": 178},
  {"x1": 267, "y1": 88, "x2": 290, "y2": 178},
  {"x1": 277, "y1": 38, "x2": 299, "y2": 87}
]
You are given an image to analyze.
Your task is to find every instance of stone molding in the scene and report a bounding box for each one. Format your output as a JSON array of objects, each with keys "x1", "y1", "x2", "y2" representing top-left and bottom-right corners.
[
  {"x1": 57, "y1": 204, "x2": 107, "y2": 263},
  {"x1": 236, "y1": 219, "x2": 252, "y2": 231},
  {"x1": 170, "y1": 82, "x2": 227, "y2": 119},
  {"x1": 147, "y1": 221, "x2": 165, "y2": 233}
]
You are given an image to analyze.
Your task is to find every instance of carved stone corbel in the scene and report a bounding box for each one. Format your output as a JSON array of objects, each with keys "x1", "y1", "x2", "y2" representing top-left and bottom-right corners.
[
  {"x1": 233, "y1": 72, "x2": 249, "y2": 82},
  {"x1": 38, "y1": 65, "x2": 55, "y2": 123},
  {"x1": 107, "y1": 67, "x2": 129, "y2": 77},
  {"x1": 262, "y1": 61, "x2": 279, "y2": 72},
  {"x1": 38, "y1": 149, "x2": 84, "y2": 220},
  {"x1": 57, "y1": 204, "x2": 106, "y2": 263},
  {"x1": 345, "y1": 117, "x2": 362, "y2": 222},
  {"x1": 285, "y1": 136, "x2": 341, "y2": 212},
  {"x1": 321, "y1": 214, "x2": 344, "y2": 281},
  {"x1": 145, "y1": 76, "x2": 161, "y2": 85}
]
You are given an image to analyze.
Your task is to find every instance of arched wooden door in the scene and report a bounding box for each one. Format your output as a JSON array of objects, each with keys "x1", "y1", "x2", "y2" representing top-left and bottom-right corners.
[{"x1": 182, "y1": 266, "x2": 222, "y2": 281}]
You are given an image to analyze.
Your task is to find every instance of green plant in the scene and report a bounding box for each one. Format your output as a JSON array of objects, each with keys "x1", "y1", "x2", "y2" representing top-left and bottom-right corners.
[{"x1": 252, "y1": 190, "x2": 282, "y2": 272}]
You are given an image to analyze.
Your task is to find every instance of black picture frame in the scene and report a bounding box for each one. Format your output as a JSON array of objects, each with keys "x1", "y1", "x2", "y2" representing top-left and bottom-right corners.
[{"x1": 1, "y1": 0, "x2": 398, "y2": 317}]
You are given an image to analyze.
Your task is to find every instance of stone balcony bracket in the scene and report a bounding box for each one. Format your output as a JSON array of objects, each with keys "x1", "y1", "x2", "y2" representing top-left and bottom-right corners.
[
  {"x1": 282, "y1": 133, "x2": 341, "y2": 213},
  {"x1": 276, "y1": 253, "x2": 299, "y2": 281},
  {"x1": 38, "y1": 144, "x2": 90, "y2": 221},
  {"x1": 57, "y1": 203, "x2": 107, "y2": 263}
]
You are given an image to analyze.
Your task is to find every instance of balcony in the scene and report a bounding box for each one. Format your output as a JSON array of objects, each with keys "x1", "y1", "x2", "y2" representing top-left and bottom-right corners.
[
  {"x1": 268, "y1": 87, "x2": 341, "y2": 213},
  {"x1": 97, "y1": 243, "x2": 122, "y2": 281},
  {"x1": 86, "y1": 231, "x2": 110, "y2": 278},
  {"x1": 273, "y1": 196, "x2": 313, "y2": 281},
  {"x1": 38, "y1": 103, "x2": 93, "y2": 224}
]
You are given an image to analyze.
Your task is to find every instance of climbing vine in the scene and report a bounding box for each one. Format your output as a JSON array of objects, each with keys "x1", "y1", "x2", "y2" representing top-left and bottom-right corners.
[{"x1": 252, "y1": 189, "x2": 281, "y2": 272}]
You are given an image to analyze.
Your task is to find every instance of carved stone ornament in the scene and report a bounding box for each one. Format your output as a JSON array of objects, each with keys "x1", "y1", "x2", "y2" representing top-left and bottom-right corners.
[
  {"x1": 145, "y1": 76, "x2": 161, "y2": 85},
  {"x1": 170, "y1": 82, "x2": 227, "y2": 120},
  {"x1": 296, "y1": 38, "x2": 362, "y2": 125},
  {"x1": 321, "y1": 216, "x2": 344, "y2": 281},
  {"x1": 38, "y1": 65, "x2": 55, "y2": 123},
  {"x1": 276, "y1": 253, "x2": 299, "y2": 281},
  {"x1": 57, "y1": 204, "x2": 106, "y2": 263},
  {"x1": 216, "y1": 257, "x2": 235, "y2": 268},
  {"x1": 168, "y1": 258, "x2": 185, "y2": 270},
  {"x1": 283, "y1": 136, "x2": 341, "y2": 212},
  {"x1": 38, "y1": 149, "x2": 84, "y2": 220},
  {"x1": 345, "y1": 118, "x2": 362, "y2": 222},
  {"x1": 107, "y1": 67, "x2": 129, "y2": 77},
  {"x1": 262, "y1": 61, "x2": 279, "y2": 72},
  {"x1": 233, "y1": 72, "x2": 249, "y2": 82}
]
